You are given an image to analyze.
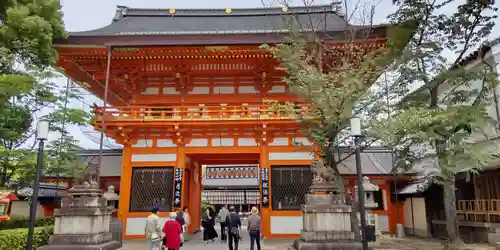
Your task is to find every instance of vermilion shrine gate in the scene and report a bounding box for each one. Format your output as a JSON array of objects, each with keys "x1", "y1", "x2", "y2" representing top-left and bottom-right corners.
[{"x1": 54, "y1": 5, "x2": 400, "y2": 239}]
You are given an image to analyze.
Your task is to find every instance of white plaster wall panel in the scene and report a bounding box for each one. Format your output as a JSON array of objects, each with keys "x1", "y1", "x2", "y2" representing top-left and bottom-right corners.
[
  {"x1": 268, "y1": 86, "x2": 286, "y2": 93},
  {"x1": 293, "y1": 137, "x2": 313, "y2": 146},
  {"x1": 248, "y1": 106, "x2": 260, "y2": 116},
  {"x1": 126, "y1": 217, "x2": 169, "y2": 235},
  {"x1": 157, "y1": 139, "x2": 177, "y2": 148},
  {"x1": 98, "y1": 156, "x2": 122, "y2": 176},
  {"x1": 213, "y1": 86, "x2": 235, "y2": 94},
  {"x1": 403, "y1": 197, "x2": 428, "y2": 236},
  {"x1": 269, "y1": 138, "x2": 289, "y2": 146},
  {"x1": 132, "y1": 139, "x2": 153, "y2": 148},
  {"x1": 269, "y1": 152, "x2": 314, "y2": 161},
  {"x1": 238, "y1": 138, "x2": 258, "y2": 146},
  {"x1": 186, "y1": 139, "x2": 208, "y2": 147},
  {"x1": 189, "y1": 86, "x2": 210, "y2": 94},
  {"x1": 131, "y1": 154, "x2": 176, "y2": 162},
  {"x1": 162, "y1": 87, "x2": 180, "y2": 95},
  {"x1": 238, "y1": 86, "x2": 259, "y2": 94},
  {"x1": 270, "y1": 216, "x2": 302, "y2": 234},
  {"x1": 212, "y1": 138, "x2": 235, "y2": 147},
  {"x1": 382, "y1": 189, "x2": 388, "y2": 210},
  {"x1": 141, "y1": 87, "x2": 159, "y2": 95},
  {"x1": 377, "y1": 214, "x2": 390, "y2": 232}
]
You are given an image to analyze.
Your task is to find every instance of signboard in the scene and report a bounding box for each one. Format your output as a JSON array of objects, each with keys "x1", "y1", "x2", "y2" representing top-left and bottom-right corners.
[
  {"x1": 261, "y1": 168, "x2": 269, "y2": 208},
  {"x1": 173, "y1": 168, "x2": 183, "y2": 209},
  {"x1": 205, "y1": 166, "x2": 258, "y2": 179}
]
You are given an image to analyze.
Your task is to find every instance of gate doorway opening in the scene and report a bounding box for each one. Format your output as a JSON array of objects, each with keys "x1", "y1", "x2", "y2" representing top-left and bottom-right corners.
[
  {"x1": 184, "y1": 153, "x2": 261, "y2": 233},
  {"x1": 202, "y1": 186, "x2": 260, "y2": 214}
]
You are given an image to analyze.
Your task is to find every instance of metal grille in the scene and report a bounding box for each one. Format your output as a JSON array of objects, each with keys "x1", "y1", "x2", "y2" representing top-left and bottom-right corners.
[
  {"x1": 271, "y1": 166, "x2": 312, "y2": 210},
  {"x1": 129, "y1": 167, "x2": 174, "y2": 212}
]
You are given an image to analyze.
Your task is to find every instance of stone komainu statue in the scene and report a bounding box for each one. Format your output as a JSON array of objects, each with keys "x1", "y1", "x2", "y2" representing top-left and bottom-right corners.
[
  {"x1": 310, "y1": 159, "x2": 337, "y2": 184},
  {"x1": 73, "y1": 164, "x2": 99, "y2": 187}
]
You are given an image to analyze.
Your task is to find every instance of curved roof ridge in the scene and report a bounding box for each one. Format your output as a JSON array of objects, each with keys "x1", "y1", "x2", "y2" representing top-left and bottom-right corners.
[{"x1": 113, "y1": 4, "x2": 339, "y2": 19}]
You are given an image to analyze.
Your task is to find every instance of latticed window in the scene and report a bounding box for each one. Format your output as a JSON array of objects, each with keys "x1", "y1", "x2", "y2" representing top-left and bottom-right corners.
[
  {"x1": 129, "y1": 167, "x2": 174, "y2": 212},
  {"x1": 271, "y1": 166, "x2": 312, "y2": 210}
]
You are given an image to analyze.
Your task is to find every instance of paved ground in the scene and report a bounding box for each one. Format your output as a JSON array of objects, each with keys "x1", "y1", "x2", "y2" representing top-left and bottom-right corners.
[
  {"x1": 123, "y1": 234, "x2": 496, "y2": 250},
  {"x1": 123, "y1": 223, "x2": 495, "y2": 250}
]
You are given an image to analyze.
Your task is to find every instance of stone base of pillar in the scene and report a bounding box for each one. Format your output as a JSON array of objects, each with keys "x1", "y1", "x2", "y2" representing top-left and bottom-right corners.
[
  {"x1": 290, "y1": 239, "x2": 364, "y2": 250},
  {"x1": 288, "y1": 193, "x2": 373, "y2": 250},
  {"x1": 37, "y1": 241, "x2": 122, "y2": 250},
  {"x1": 39, "y1": 183, "x2": 122, "y2": 250}
]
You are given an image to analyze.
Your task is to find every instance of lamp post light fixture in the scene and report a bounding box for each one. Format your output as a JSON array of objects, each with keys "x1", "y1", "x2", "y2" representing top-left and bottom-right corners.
[
  {"x1": 26, "y1": 120, "x2": 49, "y2": 250},
  {"x1": 351, "y1": 117, "x2": 368, "y2": 250}
]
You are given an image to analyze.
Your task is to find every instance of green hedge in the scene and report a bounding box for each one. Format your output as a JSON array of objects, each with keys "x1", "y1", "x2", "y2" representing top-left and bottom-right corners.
[
  {"x1": 0, "y1": 226, "x2": 53, "y2": 250},
  {"x1": 0, "y1": 216, "x2": 54, "y2": 230}
]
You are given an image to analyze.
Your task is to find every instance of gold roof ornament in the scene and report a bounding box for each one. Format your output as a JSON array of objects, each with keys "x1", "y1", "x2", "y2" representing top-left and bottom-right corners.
[
  {"x1": 225, "y1": 8, "x2": 232, "y2": 14},
  {"x1": 281, "y1": 7, "x2": 289, "y2": 12},
  {"x1": 169, "y1": 8, "x2": 176, "y2": 14}
]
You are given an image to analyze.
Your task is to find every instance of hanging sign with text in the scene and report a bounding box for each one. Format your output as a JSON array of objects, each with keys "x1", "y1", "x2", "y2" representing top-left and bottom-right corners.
[
  {"x1": 173, "y1": 168, "x2": 183, "y2": 209},
  {"x1": 261, "y1": 168, "x2": 269, "y2": 208}
]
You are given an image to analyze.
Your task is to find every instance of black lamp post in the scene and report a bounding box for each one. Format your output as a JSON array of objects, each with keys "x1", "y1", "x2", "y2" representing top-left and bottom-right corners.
[
  {"x1": 351, "y1": 117, "x2": 368, "y2": 250},
  {"x1": 26, "y1": 120, "x2": 49, "y2": 250}
]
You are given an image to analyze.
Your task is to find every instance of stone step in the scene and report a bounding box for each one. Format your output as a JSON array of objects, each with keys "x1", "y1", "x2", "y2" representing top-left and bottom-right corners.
[{"x1": 488, "y1": 233, "x2": 500, "y2": 245}]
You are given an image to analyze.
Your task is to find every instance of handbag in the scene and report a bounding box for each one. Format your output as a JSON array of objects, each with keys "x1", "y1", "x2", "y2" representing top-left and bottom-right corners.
[
  {"x1": 230, "y1": 227, "x2": 240, "y2": 237},
  {"x1": 151, "y1": 231, "x2": 160, "y2": 241}
]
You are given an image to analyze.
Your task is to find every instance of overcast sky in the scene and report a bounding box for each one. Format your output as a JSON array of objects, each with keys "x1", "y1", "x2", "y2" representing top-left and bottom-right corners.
[{"x1": 56, "y1": 0, "x2": 500, "y2": 149}]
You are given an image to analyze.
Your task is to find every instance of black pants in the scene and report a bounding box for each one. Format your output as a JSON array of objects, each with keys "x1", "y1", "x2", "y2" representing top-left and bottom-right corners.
[
  {"x1": 228, "y1": 231, "x2": 239, "y2": 250},
  {"x1": 220, "y1": 222, "x2": 227, "y2": 241},
  {"x1": 249, "y1": 230, "x2": 261, "y2": 250}
]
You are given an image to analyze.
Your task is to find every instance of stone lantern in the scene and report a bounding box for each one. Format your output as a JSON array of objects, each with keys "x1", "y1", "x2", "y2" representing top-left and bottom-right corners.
[
  {"x1": 355, "y1": 176, "x2": 381, "y2": 247},
  {"x1": 103, "y1": 185, "x2": 119, "y2": 214},
  {"x1": 356, "y1": 176, "x2": 379, "y2": 209}
]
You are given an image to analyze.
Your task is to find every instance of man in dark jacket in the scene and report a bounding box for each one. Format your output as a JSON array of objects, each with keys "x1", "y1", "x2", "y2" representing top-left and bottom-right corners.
[
  {"x1": 175, "y1": 210, "x2": 186, "y2": 246},
  {"x1": 225, "y1": 206, "x2": 241, "y2": 250}
]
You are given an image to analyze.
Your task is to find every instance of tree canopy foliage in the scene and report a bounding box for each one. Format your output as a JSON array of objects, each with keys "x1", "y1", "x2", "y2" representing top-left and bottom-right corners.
[
  {"x1": 370, "y1": 1, "x2": 498, "y2": 247},
  {"x1": 0, "y1": 0, "x2": 89, "y2": 187},
  {"x1": 266, "y1": 0, "x2": 497, "y2": 247}
]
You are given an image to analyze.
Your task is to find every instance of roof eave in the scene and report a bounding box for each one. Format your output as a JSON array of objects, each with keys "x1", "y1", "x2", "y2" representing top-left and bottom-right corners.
[{"x1": 55, "y1": 26, "x2": 388, "y2": 47}]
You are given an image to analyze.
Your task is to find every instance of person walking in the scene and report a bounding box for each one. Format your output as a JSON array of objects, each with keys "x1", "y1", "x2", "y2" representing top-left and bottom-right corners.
[
  {"x1": 162, "y1": 212, "x2": 182, "y2": 250},
  {"x1": 248, "y1": 206, "x2": 262, "y2": 250},
  {"x1": 218, "y1": 205, "x2": 229, "y2": 242},
  {"x1": 145, "y1": 206, "x2": 162, "y2": 250},
  {"x1": 226, "y1": 206, "x2": 241, "y2": 250},
  {"x1": 202, "y1": 207, "x2": 218, "y2": 244},
  {"x1": 175, "y1": 209, "x2": 185, "y2": 244},
  {"x1": 182, "y1": 207, "x2": 191, "y2": 242}
]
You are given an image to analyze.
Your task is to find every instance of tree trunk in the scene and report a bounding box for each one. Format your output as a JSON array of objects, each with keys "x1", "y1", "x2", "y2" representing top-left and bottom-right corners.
[
  {"x1": 349, "y1": 198, "x2": 361, "y2": 241},
  {"x1": 442, "y1": 176, "x2": 463, "y2": 249}
]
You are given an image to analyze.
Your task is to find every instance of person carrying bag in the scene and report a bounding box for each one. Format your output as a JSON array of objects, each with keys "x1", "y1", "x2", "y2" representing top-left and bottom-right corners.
[
  {"x1": 145, "y1": 206, "x2": 163, "y2": 250},
  {"x1": 225, "y1": 206, "x2": 241, "y2": 250}
]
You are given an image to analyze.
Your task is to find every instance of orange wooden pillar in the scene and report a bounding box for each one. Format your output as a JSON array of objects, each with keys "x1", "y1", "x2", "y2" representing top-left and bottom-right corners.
[
  {"x1": 118, "y1": 144, "x2": 132, "y2": 225},
  {"x1": 188, "y1": 161, "x2": 202, "y2": 233},
  {"x1": 174, "y1": 146, "x2": 186, "y2": 211},
  {"x1": 260, "y1": 145, "x2": 271, "y2": 238}
]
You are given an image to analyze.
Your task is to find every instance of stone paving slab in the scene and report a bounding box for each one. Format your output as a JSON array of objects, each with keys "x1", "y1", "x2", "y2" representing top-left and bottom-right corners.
[{"x1": 123, "y1": 233, "x2": 496, "y2": 250}]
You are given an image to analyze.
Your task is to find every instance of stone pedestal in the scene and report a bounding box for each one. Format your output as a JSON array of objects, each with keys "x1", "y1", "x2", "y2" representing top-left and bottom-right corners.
[
  {"x1": 39, "y1": 183, "x2": 122, "y2": 250},
  {"x1": 290, "y1": 193, "x2": 369, "y2": 250}
]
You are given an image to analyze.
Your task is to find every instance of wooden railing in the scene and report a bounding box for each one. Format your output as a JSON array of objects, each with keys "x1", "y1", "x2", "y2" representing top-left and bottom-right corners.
[
  {"x1": 92, "y1": 104, "x2": 310, "y2": 123},
  {"x1": 457, "y1": 199, "x2": 500, "y2": 223}
]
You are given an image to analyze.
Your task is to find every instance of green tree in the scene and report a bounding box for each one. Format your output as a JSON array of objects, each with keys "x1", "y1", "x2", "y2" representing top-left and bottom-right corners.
[
  {"x1": 0, "y1": 0, "x2": 89, "y2": 187},
  {"x1": 261, "y1": 2, "x2": 415, "y2": 240},
  {"x1": 371, "y1": 0, "x2": 498, "y2": 248}
]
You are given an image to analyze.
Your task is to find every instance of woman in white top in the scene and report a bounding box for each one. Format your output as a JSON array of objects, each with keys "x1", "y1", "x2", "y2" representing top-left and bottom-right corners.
[{"x1": 183, "y1": 207, "x2": 191, "y2": 241}]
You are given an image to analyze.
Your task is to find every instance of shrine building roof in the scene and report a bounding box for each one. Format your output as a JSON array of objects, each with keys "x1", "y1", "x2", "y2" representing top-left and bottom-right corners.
[{"x1": 57, "y1": 5, "x2": 387, "y2": 46}]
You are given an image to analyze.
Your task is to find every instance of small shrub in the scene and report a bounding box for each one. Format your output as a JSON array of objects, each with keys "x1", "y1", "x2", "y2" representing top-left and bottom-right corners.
[
  {"x1": 0, "y1": 216, "x2": 54, "y2": 230},
  {"x1": 0, "y1": 226, "x2": 53, "y2": 250}
]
